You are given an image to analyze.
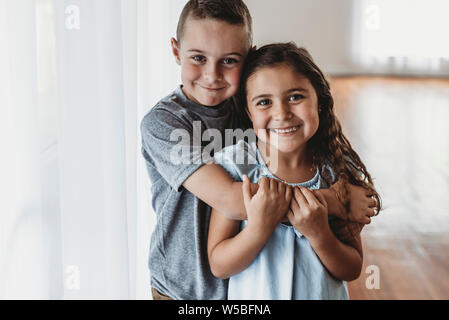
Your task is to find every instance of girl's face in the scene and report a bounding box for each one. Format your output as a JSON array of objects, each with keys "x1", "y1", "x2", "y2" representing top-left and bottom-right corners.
[{"x1": 246, "y1": 63, "x2": 320, "y2": 155}]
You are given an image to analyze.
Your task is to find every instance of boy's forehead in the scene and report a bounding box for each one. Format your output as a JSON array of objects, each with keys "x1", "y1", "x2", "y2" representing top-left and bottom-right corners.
[{"x1": 181, "y1": 18, "x2": 249, "y2": 55}]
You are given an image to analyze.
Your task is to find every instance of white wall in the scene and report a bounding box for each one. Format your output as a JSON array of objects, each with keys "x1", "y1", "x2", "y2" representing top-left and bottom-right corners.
[
  {"x1": 244, "y1": 0, "x2": 449, "y2": 76},
  {"x1": 244, "y1": 0, "x2": 356, "y2": 75}
]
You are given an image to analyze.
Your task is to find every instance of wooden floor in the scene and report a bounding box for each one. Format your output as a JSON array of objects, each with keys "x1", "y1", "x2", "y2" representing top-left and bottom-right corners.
[{"x1": 330, "y1": 76, "x2": 449, "y2": 299}]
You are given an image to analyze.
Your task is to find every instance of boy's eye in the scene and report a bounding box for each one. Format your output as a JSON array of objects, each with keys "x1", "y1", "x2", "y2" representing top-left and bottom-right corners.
[
  {"x1": 192, "y1": 55, "x2": 205, "y2": 63},
  {"x1": 289, "y1": 94, "x2": 305, "y2": 102}
]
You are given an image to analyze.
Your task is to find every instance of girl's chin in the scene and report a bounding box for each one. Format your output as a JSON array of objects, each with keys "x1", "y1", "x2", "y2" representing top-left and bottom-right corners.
[{"x1": 257, "y1": 140, "x2": 301, "y2": 154}]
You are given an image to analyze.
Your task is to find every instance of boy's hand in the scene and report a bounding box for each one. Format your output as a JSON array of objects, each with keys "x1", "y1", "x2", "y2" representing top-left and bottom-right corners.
[
  {"x1": 287, "y1": 187, "x2": 330, "y2": 240},
  {"x1": 242, "y1": 175, "x2": 292, "y2": 238},
  {"x1": 347, "y1": 184, "x2": 377, "y2": 224}
]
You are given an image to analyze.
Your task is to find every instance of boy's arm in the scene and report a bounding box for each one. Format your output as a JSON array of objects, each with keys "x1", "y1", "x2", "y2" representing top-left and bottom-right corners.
[
  {"x1": 183, "y1": 164, "x2": 257, "y2": 220},
  {"x1": 314, "y1": 184, "x2": 376, "y2": 224},
  {"x1": 141, "y1": 109, "x2": 256, "y2": 220}
]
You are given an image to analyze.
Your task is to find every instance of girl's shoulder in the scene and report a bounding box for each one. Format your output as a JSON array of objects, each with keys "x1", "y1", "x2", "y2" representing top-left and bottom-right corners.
[{"x1": 214, "y1": 140, "x2": 263, "y2": 182}]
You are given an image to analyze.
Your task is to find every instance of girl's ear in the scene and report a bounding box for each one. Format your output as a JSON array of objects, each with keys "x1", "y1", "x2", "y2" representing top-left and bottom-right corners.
[{"x1": 171, "y1": 37, "x2": 181, "y2": 65}]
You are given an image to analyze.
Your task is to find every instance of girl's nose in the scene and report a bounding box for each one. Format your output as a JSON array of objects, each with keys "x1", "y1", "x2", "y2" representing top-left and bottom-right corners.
[{"x1": 273, "y1": 102, "x2": 292, "y2": 120}]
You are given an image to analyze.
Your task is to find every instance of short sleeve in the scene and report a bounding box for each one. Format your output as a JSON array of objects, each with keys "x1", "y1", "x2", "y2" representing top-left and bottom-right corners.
[
  {"x1": 213, "y1": 140, "x2": 261, "y2": 183},
  {"x1": 140, "y1": 107, "x2": 203, "y2": 191}
]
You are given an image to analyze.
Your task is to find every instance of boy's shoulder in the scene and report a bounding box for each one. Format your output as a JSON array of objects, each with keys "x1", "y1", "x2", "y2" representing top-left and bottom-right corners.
[
  {"x1": 140, "y1": 86, "x2": 197, "y2": 133},
  {"x1": 143, "y1": 87, "x2": 190, "y2": 120}
]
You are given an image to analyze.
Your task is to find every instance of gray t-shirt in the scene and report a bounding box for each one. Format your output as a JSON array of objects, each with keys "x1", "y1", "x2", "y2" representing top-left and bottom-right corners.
[{"x1": 140, "y1": 86, "x2": 250, "y2": 300}]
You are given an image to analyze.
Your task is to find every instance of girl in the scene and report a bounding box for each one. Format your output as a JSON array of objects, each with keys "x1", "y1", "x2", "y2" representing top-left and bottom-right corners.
[{"x1": 208, "y1": 43, "x2": 381, "y2": 299}]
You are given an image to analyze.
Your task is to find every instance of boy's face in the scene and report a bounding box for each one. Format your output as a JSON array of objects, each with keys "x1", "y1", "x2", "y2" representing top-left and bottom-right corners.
[{"x1": 171, "y1": 18, "x2": 249, "y2": 107}]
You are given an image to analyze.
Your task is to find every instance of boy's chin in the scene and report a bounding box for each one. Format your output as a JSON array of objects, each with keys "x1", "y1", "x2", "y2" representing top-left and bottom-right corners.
[{"x1": 195, "y1": 95, "x2": 229, "y2": 107}]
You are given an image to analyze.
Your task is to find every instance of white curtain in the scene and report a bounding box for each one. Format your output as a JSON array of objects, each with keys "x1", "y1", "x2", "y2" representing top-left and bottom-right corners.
[
  {"x1": 352, "y1": 0, "x2": 449, "y2": 76},
  {"x1": 0, "y1": 0, "x2": 185, "y2": 299}
]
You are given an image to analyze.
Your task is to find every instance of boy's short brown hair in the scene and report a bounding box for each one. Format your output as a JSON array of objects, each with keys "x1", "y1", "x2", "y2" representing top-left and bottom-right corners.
[{"x1": 176, "y1": 0, "x2": 253, "y2": 49}]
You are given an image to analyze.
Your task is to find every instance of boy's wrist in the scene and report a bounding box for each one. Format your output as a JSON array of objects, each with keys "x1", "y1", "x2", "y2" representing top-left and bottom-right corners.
[{"x1": 315, "y1": 189, "x2": 346, "y2": 219}]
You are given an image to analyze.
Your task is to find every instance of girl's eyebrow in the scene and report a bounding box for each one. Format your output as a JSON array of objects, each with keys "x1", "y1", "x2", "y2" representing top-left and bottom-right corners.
[
  {"x1": 187, "y1": 49, "x2": 242, "y2": 57},
  {"x1": 251, "y1": 94, "x2": 272, "y2": 102},
  {"x1": 251, "y1": 88, "x2": 309, "y2": 102},
  {"x1": 284, "y1": 88, "x2": 308, "y2": 94}
]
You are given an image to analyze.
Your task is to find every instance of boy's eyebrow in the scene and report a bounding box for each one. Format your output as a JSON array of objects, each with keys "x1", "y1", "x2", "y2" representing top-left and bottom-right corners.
[{"x1": 187, "y1": 49, "x2": 243, "y2": 57}]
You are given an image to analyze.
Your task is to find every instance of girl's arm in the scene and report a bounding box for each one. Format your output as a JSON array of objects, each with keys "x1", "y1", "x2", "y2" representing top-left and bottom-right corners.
[
  {"x1": 208, "y1": 176, "x2": 291, "y2": 279},
  {"x1": 288, "y1": 187, "x2": 363, "y2": 281}
]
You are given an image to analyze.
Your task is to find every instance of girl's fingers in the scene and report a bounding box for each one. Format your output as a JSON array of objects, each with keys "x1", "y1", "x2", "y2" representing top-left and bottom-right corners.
[
  {"x1": 258, "y1": 177, "x2": 269, "y2": 191},
  {"x1": 269, "y1": 178, "x2": 276, "y2": 192},
  {"x1": 298, "y1": 187, "x2": 314, "y2": 206},
  {"x1": 278, "y1": 181, "x2": 286, "y2": 195},
  {"x1": 290, "y1": 194, "x2": 301, "y2": 212},
  {"x1": 242, "y1": 175, "x2": 252, "y2": 204},
  {"x1": 294, "y1": 187, "x2": 308, "y2": 207},
  {"x1": 285, "y1": 185, "x2": 292, "y2": 201}
]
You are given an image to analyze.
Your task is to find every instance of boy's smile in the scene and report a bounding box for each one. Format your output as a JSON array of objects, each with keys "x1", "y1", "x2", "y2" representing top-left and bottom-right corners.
[{"x1": 171, "y1": 18, "x2": 249, "y2": 107}]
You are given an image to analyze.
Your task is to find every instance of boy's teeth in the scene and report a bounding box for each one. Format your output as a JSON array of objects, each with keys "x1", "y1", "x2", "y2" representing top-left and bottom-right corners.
[{"x1": 273, "y1": 126, "x2": 298, "y2": 133}]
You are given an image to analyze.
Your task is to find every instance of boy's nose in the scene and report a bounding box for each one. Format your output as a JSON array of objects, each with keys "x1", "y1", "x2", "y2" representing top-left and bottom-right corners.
[{"x1": 203, "y1": 63, "x2": 222, "y2": 83}]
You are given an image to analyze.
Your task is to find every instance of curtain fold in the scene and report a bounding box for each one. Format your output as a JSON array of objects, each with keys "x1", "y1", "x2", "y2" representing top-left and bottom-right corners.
[
  {"x1": 0, "y1": 0, "x2": 48, "y2": 299},
  {"x1": 52, "y1": 0, "x2": 132, "y2": 299},
  {"x1": 1, "y1": 0, "x2": 184, "y2": 300}
]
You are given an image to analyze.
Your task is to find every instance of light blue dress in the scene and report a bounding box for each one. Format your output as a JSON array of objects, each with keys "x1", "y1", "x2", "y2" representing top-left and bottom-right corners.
[{"x1": 214, "y1": 140, "x2": 349, "y2": 300}]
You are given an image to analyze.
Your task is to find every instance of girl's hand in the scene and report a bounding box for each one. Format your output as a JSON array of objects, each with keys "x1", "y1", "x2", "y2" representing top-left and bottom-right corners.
[
  {"x1": 347, "y1": 184, "x2": 377, "y2": 224},
  {"x1": 288, "y1": 187, "x2": 330, "y2": 240},
  {"x1": 242, "y1": 175, "x2": 292, "y2": 238}
]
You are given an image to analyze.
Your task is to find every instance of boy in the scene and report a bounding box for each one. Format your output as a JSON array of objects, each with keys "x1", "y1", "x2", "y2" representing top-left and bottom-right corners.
[
  {"x1": 141, "y1": 0, "x2": 254, "y2": 300},
  {"x1": 141, "y1": 0, "x2": 374, "y2": 300}
]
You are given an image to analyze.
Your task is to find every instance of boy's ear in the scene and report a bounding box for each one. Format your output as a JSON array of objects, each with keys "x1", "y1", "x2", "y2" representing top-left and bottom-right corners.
[
  {"x1": 251, "y1": 45, "x2": 257, "y2": 51},
  {"x1": 171, "y1": 37, "x2": 181, "y2": 65}
]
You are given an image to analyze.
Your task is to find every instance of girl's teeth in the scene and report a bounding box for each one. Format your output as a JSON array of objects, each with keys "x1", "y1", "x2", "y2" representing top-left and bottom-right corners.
[{"x1": 273, "y1": 126, "x2": 298, "y2": 134}]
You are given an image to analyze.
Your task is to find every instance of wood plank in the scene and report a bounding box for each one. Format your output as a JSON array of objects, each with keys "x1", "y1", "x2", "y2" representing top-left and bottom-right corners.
[{"x1": 329, "y1": 76, "x2": 449, "y2": 299}]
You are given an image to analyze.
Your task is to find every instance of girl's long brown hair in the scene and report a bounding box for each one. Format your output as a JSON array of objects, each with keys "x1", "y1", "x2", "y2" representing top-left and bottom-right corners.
[{"x1": 239, "y1": 42, "x2": 381, "y2": 214}]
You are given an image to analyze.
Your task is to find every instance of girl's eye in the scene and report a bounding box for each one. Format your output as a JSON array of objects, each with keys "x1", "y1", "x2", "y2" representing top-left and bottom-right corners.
[
  {"x1": 192, "y1": 55, "x2": 205, "y2": 63},
  {"x1": 256, "y1": 99, "x2": 271, "y2": 107},
  {"x1": 223, "y1": 58, "x2": 238, "y2": 65},
  {"x1": 289, "y1": 94, "x2": 305, "y2": 102}
]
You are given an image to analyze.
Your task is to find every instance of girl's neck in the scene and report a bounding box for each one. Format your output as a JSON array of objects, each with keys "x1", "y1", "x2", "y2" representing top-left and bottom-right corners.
[{"x1": 257, "y1": 140, "x2": 316, "y2": 184}]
